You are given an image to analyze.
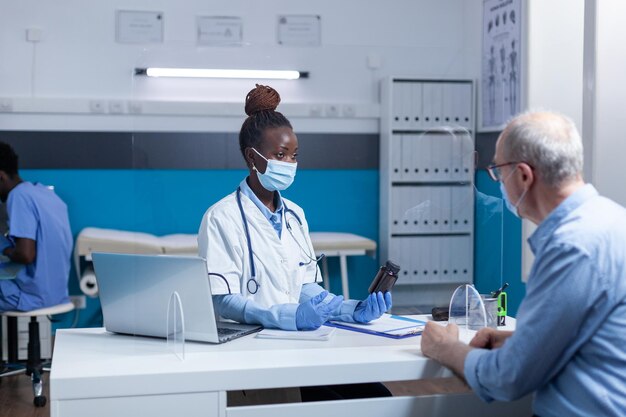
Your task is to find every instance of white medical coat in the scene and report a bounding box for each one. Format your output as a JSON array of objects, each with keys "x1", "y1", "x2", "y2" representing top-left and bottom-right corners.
[{"x1": 197, "y1": 190, "x2": 320, "y2": 308}]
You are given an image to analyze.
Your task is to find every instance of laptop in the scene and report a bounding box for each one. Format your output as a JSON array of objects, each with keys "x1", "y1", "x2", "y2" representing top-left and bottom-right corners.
[{"x1": 91, "y1": 252, "x2": 262, "y2": 343}]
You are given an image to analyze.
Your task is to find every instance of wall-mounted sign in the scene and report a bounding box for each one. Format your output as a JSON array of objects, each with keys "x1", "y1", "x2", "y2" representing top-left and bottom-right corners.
[
  {"x1": 116, "y1": 10, "x2": 164, "y2": 44},
  {"x1": 277, "y1": 15, "x2": 321, "y2": 46},
  {"x1": 197, "y1": 16, "x2": 243, "y2": 46}
]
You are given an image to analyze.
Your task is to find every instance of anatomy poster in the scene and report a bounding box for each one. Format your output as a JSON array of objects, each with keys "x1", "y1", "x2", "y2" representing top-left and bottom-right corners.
[{"x1": 481, "y1": 0, "x2": 522, "y2": 131}]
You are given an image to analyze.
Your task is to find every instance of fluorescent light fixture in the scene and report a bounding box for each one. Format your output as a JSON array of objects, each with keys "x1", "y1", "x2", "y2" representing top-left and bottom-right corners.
[{"x1": 134, "y1": 68, "x2": 308, "y2": 80}]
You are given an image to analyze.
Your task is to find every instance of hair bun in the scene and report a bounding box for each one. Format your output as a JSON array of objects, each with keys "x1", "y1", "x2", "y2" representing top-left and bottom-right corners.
[{"x1": 245, "y1": 84, "x2": 281, "y2": 116}]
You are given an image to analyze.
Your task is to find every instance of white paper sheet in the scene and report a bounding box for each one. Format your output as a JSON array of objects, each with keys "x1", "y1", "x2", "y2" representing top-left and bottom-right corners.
[{"x1": 255, "y1": 326, "x2": 335, "y2": 341}]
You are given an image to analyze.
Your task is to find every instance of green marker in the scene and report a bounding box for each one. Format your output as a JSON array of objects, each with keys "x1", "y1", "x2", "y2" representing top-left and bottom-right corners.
[{"x1": 497, "y1": 291, "x2": 507, "y2": 326}]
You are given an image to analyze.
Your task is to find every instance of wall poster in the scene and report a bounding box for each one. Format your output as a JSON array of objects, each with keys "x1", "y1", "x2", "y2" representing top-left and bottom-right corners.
[{"x1": 481, "y1": 0, "x2": 522, "y2": 131}]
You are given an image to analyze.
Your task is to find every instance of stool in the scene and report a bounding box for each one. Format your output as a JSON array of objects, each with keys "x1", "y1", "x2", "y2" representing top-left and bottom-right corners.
[{"x1": 0, "y1": 302, "x2": 75, "y2": 407}]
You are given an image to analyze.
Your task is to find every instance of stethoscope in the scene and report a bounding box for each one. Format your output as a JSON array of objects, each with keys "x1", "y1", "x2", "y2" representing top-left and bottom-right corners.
[{"x1": 236, "y1": 187, "x2": 324, "y2": 294}]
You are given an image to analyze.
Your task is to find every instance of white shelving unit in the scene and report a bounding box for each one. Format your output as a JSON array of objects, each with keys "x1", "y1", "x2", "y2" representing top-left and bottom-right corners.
[{"x1": 380, "y1": 77, "x2": 475, "y2": 307}]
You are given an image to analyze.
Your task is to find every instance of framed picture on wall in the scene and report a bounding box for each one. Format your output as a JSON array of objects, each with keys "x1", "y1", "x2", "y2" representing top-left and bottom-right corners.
[
  {"x1": 116, "y1": 10, "x2": 164, "y2": 44},
  {"x1": 480, "y1": 0, "x2": 522, "y2": 132}
]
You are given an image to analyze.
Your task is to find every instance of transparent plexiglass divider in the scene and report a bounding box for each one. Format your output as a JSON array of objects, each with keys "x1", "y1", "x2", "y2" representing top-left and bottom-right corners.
[
  {"x1": 448, "y1": 284, "x2": 487, "y2": 330},
  {"x1": 166, "y1": 290, "x2": 186, "y2": 361},
  {"x1": 390, "y1": 126, "x2": 476, "y2": 289}
]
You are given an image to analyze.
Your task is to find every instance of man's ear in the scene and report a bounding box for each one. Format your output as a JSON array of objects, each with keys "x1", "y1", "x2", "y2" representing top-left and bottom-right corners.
[{"x1": 519, "y1": 163, "x2": 534, "y2": 185}]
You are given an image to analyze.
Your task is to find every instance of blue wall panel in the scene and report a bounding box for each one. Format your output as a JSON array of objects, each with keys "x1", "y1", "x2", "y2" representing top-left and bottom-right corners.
[
  {"x1": 22, "y1": 168, "x2": 524, "y2": 330},
  {"x1": 473, "y1": 170, "x2": 525, "y2": 316},
  {"x1": 22, "y1": 169, "x2": 380, "y2": 330}
]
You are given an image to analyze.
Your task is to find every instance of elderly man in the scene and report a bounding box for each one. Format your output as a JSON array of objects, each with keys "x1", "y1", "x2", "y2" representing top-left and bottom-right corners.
[{"x1": 421, "y1": 111, "x2": 626, "y2": 417}]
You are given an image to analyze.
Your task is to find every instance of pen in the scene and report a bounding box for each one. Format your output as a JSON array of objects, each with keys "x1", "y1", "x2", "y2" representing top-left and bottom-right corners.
[
  {"x1": 404, "y1": 327, "x2": 424, "y2": 335},
  {"x1": 491, "y1": 282, "x2": 509, "y2": 298}
]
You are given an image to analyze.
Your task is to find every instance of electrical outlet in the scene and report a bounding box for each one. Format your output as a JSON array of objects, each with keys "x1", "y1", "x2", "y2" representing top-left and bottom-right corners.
[
  {"x1": 367, "y1": 52, "x2": 381, "y2": 69},
  {"x1": 128, "y1": 101, "x2": 142, "y2": 114},
  {"x1": 70, "y1": 295, "x2": 86, "y2": 309},
  {"x1": 0, "y1": 98, "x2": 13, "y2": 112},
  {"x1": 89, "y1": 100, "x2": 105, "y2": 113},
  {"x1": 342, "y1": 104, "x2": 356, "y2": 118},
  {"x1": 108, "y1": 100, "x2": 125, "y2": 114},
  {"x1": 26, "y1": 28, "x2": 43, "y2": 42},
  {"x1": 309, "y1": 105, "x2": 322, "y2": 117},
  {"x1": 325, "y1": 104, "x2": 339, "y2": 117}
]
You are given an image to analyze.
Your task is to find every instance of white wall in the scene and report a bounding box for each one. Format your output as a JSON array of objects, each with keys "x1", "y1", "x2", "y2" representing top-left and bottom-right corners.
[
  {"x1": 0, "y1": 0, "x2": 482, "y2": 132},
  {"x1": 525, "y1": 0, "x2": 585, "y2": 124},
  {"x1": 521, "y1": 0, "x2": 585, "y2": 280},
  {"x1": 583, "y1": 0, "x2": 626, "y2": 207}
]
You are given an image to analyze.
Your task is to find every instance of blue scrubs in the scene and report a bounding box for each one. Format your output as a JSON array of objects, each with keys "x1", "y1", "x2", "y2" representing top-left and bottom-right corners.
[{"x1": 0, "y1": 182, "x2": 72, "y2": 312}]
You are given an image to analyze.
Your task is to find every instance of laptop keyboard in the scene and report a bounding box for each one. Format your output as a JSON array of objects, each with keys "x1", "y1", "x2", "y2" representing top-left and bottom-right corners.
[
  {"x1": 217, "y1": 327, "x2": 241, "y2": 338},
  {"x1": 217, "y1": 325, "x2": 262, "y2": 342}
]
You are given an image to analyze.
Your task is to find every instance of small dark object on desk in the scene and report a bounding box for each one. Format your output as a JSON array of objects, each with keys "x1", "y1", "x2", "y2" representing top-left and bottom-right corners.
[{"x1": 431, "y1": 306, "x2": 449, "y2": 321}]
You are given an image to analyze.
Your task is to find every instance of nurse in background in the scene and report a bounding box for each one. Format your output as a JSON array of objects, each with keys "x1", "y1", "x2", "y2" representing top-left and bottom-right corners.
[
  {"x1": 0, "y1": 141, "x2": 72, "y2": 312},
  {"x1": 198, "y1": 84, "x2": 392, "y2": 332}
]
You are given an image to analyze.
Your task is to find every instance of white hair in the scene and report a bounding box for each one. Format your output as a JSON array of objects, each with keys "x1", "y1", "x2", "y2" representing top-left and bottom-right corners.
[{"x1": 501, "y1": 111, "x2": 583, "y2": 187}]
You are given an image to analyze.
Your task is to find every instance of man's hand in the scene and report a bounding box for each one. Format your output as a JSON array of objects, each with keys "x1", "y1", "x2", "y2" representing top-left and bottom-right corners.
[
  {"x1": 421, "y1": 322, "x2": 471, "y2": 380},
  {"x1": 421, "y1": 321, "x2": 460, "y2": 361},
  {"x1": 469, "y1": 328, "x2": 514, "y2": 350}
]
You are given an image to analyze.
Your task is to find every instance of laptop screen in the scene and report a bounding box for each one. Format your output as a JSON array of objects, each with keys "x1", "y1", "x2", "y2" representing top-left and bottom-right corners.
[{"x1": 92, "y1": 253, "x2": 221, "y2": 343}]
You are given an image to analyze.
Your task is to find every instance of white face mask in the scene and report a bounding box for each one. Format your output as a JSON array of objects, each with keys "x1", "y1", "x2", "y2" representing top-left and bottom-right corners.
[{"x1": 252, "y1": 148, "x2": 297, "y2": 191}]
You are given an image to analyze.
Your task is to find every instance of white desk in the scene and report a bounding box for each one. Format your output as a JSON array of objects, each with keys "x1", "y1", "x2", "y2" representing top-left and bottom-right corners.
[
  {"x1": 50, "y1": 316, "x2": 530, "y2": 417},
  {"x1": 309, "y1": 232, "x2": 377, "y2": 299}
]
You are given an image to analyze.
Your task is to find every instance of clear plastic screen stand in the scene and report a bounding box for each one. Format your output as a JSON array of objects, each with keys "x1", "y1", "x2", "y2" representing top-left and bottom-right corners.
[
  {"x1": 166, "y1": 291, "x2": 186, "y2": 361},
  {"x1": 448, "y1": 284, "x2": 487, "y2": 330}
]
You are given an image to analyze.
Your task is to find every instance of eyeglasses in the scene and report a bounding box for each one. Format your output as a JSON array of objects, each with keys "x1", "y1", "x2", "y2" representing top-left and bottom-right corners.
[{"x1": 486, "y1": 162, "x2": 521, "y2": 182}]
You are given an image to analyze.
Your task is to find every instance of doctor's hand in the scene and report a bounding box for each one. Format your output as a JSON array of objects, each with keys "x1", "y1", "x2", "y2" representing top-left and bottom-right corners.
[
  {"x1": 296, "y1": 291, "x2": 344, "y2": 330},
  {"x1": 353, "y1": 291, "x2": 392, "y2": 323}
]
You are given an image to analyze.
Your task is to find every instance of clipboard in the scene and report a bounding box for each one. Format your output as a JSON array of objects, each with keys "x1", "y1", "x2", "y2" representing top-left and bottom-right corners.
[{"x1": 326, "y1": 314, "x2": 425, "y2": 339}]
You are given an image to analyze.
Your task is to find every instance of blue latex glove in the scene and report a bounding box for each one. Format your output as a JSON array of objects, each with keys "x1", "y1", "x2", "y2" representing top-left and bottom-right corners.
[
  {"x1": 353, "y1": 291, "x2": 392, "y2": 323},
  {"x1": 296, "y1": 291, "x2": 344, "y2": 330}
]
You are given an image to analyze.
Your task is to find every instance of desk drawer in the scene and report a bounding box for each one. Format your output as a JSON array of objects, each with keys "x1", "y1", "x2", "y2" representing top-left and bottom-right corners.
[{"x1": 52, "y1": 391, "x2": 221, "y2": 417}]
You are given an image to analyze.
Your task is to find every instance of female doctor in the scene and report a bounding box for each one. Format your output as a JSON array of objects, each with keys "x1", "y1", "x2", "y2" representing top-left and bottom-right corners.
[{"x1": 197, "y1": 84, "x2": 392, "y2": 332}]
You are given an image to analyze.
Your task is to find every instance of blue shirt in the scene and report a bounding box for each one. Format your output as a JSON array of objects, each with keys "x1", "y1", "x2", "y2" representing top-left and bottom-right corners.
[
  {"x1": 464, "y1": 184, "x2": 626, "y2": 417},
  {"x1": 239, "y1": 178, "x2": 284, "y2": 238},
  {"x1": 0, "y1": 182, "x2": 72, "y2": 311}
]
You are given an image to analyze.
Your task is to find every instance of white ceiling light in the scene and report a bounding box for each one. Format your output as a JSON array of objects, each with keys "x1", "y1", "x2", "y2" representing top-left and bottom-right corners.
[{"x1": 134, "y1": 68, "x2": 308, "y2": 80}]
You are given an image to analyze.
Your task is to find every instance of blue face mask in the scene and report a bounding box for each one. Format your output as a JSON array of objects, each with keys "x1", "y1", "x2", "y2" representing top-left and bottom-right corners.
[
  {"x1": 500, "y1": 169, "x2": 528, "y2": 218},
  {"x1": 252, "y1": 148, "x2": 297, "y2": 191},
  {"x1": 500, "y1": 182, "x2": 520, "y2": 218}
]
